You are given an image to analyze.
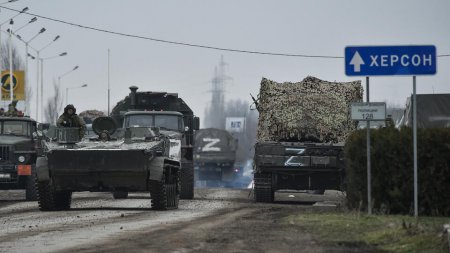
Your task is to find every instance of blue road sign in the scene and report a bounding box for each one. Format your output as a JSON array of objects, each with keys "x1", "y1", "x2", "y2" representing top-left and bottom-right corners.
[{"x1": 345, "y1": 45, "x2": 436, "y2": 76}]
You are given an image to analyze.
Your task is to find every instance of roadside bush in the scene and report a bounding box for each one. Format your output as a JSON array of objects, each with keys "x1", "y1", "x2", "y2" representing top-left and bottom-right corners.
[{"x1": 345, "y1": 127, "x2": 450, "y2": 216}]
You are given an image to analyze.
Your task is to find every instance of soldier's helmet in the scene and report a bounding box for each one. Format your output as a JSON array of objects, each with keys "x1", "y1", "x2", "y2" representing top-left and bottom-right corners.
[
  {"x1": 64, "y1": 104, "x2": 76, "y2": 114},
  {"x1": 99, "y1": 130, "x2": 111, "y2": 141}
]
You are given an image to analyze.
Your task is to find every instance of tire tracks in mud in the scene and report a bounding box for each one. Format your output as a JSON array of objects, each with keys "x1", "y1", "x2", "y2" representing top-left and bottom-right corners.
[
  {"x1": 0, "y1": 190, "x2": 250, "y2": 253},
  {"x1": 0, "y1": 189, "x2": 344, "y2": 253},
  {"x1": 61, "y1": 205, "x2": 330, "y2": 253}
]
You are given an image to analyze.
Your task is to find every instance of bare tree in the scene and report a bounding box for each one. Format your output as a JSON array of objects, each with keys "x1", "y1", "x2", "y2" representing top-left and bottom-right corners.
[
  {"x1": 1, "y1": 41, "x2": 24, "y2": 70},
  {"x1": 44, "y1": 79, "x2": 63, "y2": 124}
]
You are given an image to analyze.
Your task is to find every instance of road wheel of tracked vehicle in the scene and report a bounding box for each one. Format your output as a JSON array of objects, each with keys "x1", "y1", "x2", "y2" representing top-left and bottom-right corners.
[
  {"x1": 112, "y1": 191, "x2": 129, "y2": 199},
  {"x1": 37, "y1": 180, "x2": 72, "y2": 211},
  {"x1": 25, "y1": 168, "x2": 38, "y2": 201},
  {"x1": 254, "y1": 173, "x2": 274, "y2": 203},
  {"x1": 180, "y1": 165, "x2": 194, "y2": 199},
  {"x1": 151, "y1": 167, "x2": 179, "y2": 210}
]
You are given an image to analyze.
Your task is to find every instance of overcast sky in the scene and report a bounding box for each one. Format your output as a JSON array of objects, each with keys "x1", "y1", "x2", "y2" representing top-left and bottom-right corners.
[{"x1": 1, "y1": 0, "x2": 449, "y2": 123}]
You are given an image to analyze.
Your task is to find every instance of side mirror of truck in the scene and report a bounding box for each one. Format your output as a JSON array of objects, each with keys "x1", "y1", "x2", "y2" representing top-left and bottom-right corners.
[{"x1": 193, "y1": 117, "x2": 200, "y2": 130}]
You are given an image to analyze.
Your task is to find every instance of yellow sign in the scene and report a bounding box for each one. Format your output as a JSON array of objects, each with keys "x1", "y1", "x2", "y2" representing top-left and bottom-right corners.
[{"x1": 1, "y1": 70, "x2": 25, "y2": 101}]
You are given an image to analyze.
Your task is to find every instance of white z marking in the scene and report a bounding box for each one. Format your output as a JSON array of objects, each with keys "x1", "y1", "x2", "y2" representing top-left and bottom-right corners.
[{"x1": 202, "y1": 138, "x2": 221, "y2": 152}]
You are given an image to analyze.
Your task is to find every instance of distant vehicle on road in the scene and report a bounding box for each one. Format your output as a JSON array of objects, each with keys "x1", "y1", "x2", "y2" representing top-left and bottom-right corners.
[{"x1": 194, "y1": 128, "x2": 239, "y2": 187}]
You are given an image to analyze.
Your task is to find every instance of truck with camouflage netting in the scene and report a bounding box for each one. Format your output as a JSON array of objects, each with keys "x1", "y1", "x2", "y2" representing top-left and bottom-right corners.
[
  {"x1": 110, "y1": 86, "x2": 199, "y2": 199},
  {"x1": 253, "y1": 76, "x2": 362, "y2": 202},
  {"x1": 35, "y1": 116, "x2": 180, "y2": 211}
]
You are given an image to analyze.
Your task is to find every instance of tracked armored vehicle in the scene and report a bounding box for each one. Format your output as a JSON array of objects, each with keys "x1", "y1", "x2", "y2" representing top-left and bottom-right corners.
[{"x1": 36, "y1": 116, "x2": 180, "y2": 211}]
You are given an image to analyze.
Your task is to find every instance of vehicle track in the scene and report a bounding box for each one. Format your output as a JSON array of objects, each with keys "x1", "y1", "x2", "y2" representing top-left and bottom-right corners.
[{"x1": 0, "y1": 188, "x2": 344, "y2": 253}]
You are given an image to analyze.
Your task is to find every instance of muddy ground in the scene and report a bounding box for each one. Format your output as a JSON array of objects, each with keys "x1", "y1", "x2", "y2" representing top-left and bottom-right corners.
[{"x1": 0, "y1": 188, "x2": 362, "y2": 253}]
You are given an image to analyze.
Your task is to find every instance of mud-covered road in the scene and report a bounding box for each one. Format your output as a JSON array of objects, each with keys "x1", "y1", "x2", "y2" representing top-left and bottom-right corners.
[{"x1": 0, "y1": 188, "x2": 346, "y2": 253}]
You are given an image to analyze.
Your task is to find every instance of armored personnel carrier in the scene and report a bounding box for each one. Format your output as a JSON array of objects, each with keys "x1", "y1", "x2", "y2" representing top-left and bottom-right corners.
[
  {"x1": 35, "y1": 116, "x2": 180, "y2": 211},
  {"x1": 0, "y1": 116, "x2": 38, "y2": 200}
]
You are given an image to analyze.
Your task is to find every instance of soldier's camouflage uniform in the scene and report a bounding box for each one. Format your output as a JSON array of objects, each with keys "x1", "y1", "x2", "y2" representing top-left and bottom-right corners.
[{"x1": 57, "y1": 104, "x2": 86, "y2": 138}]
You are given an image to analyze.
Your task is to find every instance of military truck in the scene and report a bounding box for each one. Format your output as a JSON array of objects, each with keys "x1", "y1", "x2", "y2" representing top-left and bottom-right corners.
[
  {"x1": 194, "y1": 128, "x2": 238, "y2": 186},
  {"x1": 111, "y1": 86, "x2": 199, "y2": 199},
  {"x1": 253, "y1": 77, "x2": 362, "y2": 202},
  {"x1": 0, "y1": 116, "x2": 38, "y2": 200},
  {"x1": 35, "y1": 116, "x2": 180, "y2": 211}
]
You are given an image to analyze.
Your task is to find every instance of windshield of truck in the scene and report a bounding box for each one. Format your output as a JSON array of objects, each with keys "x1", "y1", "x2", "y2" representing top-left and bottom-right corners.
[
  {"x1": 0, "y1": 121, "x2": 32, "y2": 137},
  {"x1": 154, "y1": 115, "x2": 182, "y2": 131},
  {"x1": 125, "y1": 115, "x2": 153, "y2": 127},
  {"x1": 124, "y1": 114, "x2": 183, "y2": 131}
]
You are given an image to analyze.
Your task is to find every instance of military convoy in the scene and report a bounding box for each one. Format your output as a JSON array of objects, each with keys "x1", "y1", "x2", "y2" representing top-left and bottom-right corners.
[
  {"x1": 2, "y1": 76, "x2": 366, "y2": 208},
  {"x1": 194, "y1": 128, "x2": 238, "y2": 186},
  {"x1": 0, "y1": 116, "x2": 38, "y2": 200},
  {"x1": 110, "y1": 86, "x2": 199, "y2": 199},
  {"x1": 35, "y1": 116, "x2": 180, "y2": 211},
  {"x1": 253, "y1": 77, "x2": 362, "y2": 202}
]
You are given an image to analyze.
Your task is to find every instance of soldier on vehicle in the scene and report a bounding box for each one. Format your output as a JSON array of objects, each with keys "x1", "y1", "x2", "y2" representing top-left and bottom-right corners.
[
  {"x1": 5, "y1": 101, "x2": 19, "y2": 117},
  {"x1": 57, "y1": 104, "x2": 86, "y2": 138},
  {"x1": 98, "y1": 130, "x2": 111, "y2": 142}
]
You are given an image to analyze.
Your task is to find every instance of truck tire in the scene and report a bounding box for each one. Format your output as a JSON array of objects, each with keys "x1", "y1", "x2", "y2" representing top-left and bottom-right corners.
[
  {"x1": 151, "y1": 169, "x2": 179, "y2": 210},
  {"x1": 25, "y1": 169, "x2": 38, "y2": 201},
  {"x1": 254, "y1": 173, "x2": 274, "y2": 203},
  {"x1": 180, "y1": 165, "x2": 194, "y2": 199},
  {"x1": 112, "y1": 191, "x2": 128, "y2": 199},
  {"x1": 37, "y1": 180, "x2": 72, "y2": 211}
]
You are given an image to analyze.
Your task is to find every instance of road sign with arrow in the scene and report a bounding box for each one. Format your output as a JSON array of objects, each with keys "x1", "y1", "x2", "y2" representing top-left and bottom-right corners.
[{"x1": 345, "y1": 45, "x2": 436, "y2": 76}]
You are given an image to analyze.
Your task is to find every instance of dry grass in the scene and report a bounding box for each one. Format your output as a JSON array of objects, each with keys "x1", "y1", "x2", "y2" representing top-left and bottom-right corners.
[{"x1": 285, "y1": 212, "x2": 450, "y2": 253}]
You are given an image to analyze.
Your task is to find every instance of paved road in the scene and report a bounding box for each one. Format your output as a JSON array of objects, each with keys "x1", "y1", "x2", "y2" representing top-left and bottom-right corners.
[{"x1": 0, "y1": 188, "x2": 345, "y2": 253}]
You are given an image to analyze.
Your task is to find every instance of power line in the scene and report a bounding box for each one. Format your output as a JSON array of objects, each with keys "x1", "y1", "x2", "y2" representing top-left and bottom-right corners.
[
  {"x1": 0, "y1": 6, "x2": 344, "y2": 58},
  {"x1": 1, "y1": 6, "x2": 450, "y2": 58}
]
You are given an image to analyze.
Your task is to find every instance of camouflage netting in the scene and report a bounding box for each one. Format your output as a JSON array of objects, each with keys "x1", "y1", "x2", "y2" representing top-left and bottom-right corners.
[
  {"x1": 256, "y1": 76, "x2": 363, "y2": 143},
  {"x1": 79, "y1": 110, "x2": 106, "y2": 124}
]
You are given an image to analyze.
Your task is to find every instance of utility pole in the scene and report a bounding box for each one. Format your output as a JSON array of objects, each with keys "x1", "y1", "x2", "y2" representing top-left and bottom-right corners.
[
  {"x1": 8, "y1": 18, "x2": 13, "y2": 102},
  {"x1": 209, "y1": 55, "x2": 230, "y2": 129},
  {"x1": 107, "y1": 49, "x2": 110, "y2": 116}
]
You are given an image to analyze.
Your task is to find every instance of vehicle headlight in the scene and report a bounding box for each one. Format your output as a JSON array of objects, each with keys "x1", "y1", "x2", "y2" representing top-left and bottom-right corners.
[{"x1": 18, "y1": 155, "x2": 26, "y2": 163}]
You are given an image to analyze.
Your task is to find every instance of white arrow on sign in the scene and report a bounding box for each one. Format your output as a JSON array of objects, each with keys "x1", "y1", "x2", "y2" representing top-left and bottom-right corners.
[{"x1": 350, "y1": 51, "x2": 365, "y2": 72}]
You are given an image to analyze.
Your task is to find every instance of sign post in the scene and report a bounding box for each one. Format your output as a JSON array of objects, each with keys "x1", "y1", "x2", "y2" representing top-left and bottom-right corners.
[
  {"x1": 346, "y1": 45, "x2": 436, "y2": 217},
  {"x1": 366, "y1": 77, "x2": 371, "y2": 215},
  {"x1": 351, "y1": 102, "x2": 387, "y2": 121},
  {"x1": 225, "y1": 117, "x2": 245, "y2": 133},
  {"x1": 413, "y1": 76, "x2": 418, "y2": 217},
  {"x1": 351, "y1": 100, "x2": 387, "y2": 215}
]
